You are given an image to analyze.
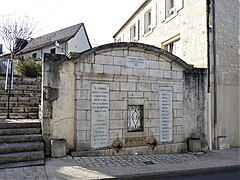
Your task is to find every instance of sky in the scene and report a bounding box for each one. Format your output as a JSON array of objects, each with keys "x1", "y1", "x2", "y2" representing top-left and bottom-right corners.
[{"x1": 0, "y1": 0, "x2": 145, "y2": 52}]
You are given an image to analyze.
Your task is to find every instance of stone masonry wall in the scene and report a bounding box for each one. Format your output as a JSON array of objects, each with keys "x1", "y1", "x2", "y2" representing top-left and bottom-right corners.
[
  {"x1": 74, "y1": 43, "x2": 198, "y2": 154},
  {"x1": 214, "y1": 0, "x2": 239, "y2": 147}
]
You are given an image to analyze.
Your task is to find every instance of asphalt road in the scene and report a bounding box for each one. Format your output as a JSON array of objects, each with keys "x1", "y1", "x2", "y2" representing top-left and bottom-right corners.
[
  {"x1": 139, "y1": 169, "x2": 240, "y2": 180},
  {"x1": 123, "y1": 169, "x2": 240, "y2": 180}
]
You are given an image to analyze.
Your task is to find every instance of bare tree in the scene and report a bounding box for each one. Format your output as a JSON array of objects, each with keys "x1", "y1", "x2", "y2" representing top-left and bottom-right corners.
[{"x1": 0, "y1": 13, "x2": 36, "y2": 57}]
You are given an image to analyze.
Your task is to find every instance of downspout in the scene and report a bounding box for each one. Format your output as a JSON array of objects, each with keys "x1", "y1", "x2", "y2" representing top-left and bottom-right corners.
[
  {"x1": 212, "y1": 0, "x2": 218, "y2": 149},
  {"x1": 207, "y1": 0, "x2": 212, "y2": 150}
]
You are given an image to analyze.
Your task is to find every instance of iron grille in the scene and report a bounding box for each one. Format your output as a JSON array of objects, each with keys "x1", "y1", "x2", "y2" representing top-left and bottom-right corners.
[{"x1": 128, "y1": 105, "x2": 143, "y2": 132}]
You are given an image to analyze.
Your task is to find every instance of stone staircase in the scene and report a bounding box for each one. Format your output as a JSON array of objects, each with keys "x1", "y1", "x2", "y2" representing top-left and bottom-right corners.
[
  {"x1": 0, "y1": 76, "x2": 41, "y2": 119},
  {"x1": 0, "y1": 76, "x2": 45, "y2": 168},
  {"x1": 0, "y1": 120, "x2": 44, "y2": 168}
]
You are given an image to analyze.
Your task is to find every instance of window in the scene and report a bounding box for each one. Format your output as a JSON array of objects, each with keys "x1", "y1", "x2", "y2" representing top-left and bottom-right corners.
[
  {"x1": 163, "y1": 39, "x2": 181, "y2": 57},
  {"x1": 144, "y1": 9, "x2": 152, "y2": 33},
  {"x1": 137, "y1": 19, "x2": 140, "y2": 40},
  {"x1": 50, "y1": 48, "x2": 56, "y2": 54},
  {"x1": 160, "y1": 0, "x2": 183, "y2": 22},
  {"x1": 130, "y1": 24, "x2": 137, "y2": 42},
  {"x1": 167, "y1": 0, "x2": 176, "y2": 17},
  {"x1": 32, "y1": 53, "x2": 37, "y2": 58},
  {"x1": 128, "y1": 105, "x2": 144, "y2": 132}
]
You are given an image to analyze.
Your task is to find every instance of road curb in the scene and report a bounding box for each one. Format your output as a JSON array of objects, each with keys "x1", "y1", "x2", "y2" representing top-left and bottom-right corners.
[{"x1": 111, "y1": 164, "x2": 240, "y2": 179}]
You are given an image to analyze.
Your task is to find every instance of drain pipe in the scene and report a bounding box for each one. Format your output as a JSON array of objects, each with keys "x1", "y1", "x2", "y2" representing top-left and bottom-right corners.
[
  {"x1": 207, "y1": 0, "x2": 212, "y2": 150},
  {"x1": 212, "y1": 0, "x2": 218, "y2": 149}
]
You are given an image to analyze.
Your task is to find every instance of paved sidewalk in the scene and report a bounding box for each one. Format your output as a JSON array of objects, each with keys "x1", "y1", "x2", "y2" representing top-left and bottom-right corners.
[{"x1": 0, "y1": 148, "x2": 239, "y2": 179}]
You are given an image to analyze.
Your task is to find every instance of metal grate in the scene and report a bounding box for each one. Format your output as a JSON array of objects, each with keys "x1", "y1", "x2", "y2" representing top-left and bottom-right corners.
[{"x1": 128, "y1": 105, "x2": 143, "y2": 132}]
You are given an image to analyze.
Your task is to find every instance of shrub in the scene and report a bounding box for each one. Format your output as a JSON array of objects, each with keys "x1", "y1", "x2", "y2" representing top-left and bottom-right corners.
[
  {"x1": 15, "y1": 57, "x2": 42, "y2": 78},
  {"x1": 0, "y1": 60, "x2": 3, "y2": 75}
]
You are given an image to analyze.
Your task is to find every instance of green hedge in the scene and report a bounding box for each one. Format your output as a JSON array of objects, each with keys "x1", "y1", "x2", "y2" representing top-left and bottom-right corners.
[{"x1": 15, "y1": 57, "x2": 42, "y2": 78}]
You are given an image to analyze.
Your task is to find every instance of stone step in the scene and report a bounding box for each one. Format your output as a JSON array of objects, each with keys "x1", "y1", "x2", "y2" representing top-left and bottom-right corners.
[
  {"x1": 0, "y1": 159, "x2": 44, "y2": 169},
  {"x1": 0, "y1": 101, "x2": 39, "y2": 107},
  {"x1": 0, "y1": 112, "x2": 39, "y2": 119},
  {"x1": 0, "y1": 151, "x2": 44, "y2": 164},
  {"x1": 0, "y1": 134, "x2": 42, "y2": 144},
  {"x1": 0, "y1": 79, "x2": 41, "y2": 86},
  {"x1": 0, "y1": 141, "x2": 44, "y2": 154},
  {"x1": 0, "y1": 96, "x2": 40, "y2": 102},
  {"x1": 0, "y1": 128, "x2": 41, "y2": 136},
  {"x1": 0, "y1": 107, "x2": 39, "y2": 113},
  {"x1": 0, "y1": 119, "x2": 41, "y2": 129},
  {"x1": 0, "y1": 89, "x2": 41, "y2": 96}
]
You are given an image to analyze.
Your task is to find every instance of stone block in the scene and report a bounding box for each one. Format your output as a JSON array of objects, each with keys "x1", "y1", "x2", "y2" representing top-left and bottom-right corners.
[
  {"x1": 163, "y1": 70, "x2": 172, "y2": 78},
  {"x1": 159, "y1": 62, "x2": 171, "y2": 70},
  {"x1": 76, "y1": 90, "x2": 90, "y2": 100},
  {"x1": 110, "y1": 91, "x2": 127, "y2": 100},
  {"x1": 76, "y1": 120, "x2": 90, "y2": 131},
  {"x1": 110, "y1": 110, "x2": 123, "y2": 120},
  {"x1": 114, "y1": 75, "x2": 128, "y2": 82},
  {"x1": 110, "y1": 82, "x2": 120, "y2": 91},
  {"x1": 76, "y1": 110, "x2": 87, "y2": 120},
  {"x1": 127, "y1": 76, "x2": 139, "y2": 82},
  {"x1": 144, "y1": 101, "x2": 159, "y2": 110},
  {"x1": 147, "y1": 110, "x2": 159, "y2": 118},
  {"x1": 150, "y1": 69, "x2": 164, "y2": 78},
  {"x1": 188, "y1": 138, "x2": 202, "y2": 152},
  {"x1": 148, "y1": 127, "x2": 160, "y2": 136},
  {"x1": 121, "y1": 67, "x2": 134, "y2": 76},
  {"x1": 145, "y1": 118, "x2": 159, "y2": 127},
  {"x1": 111, "y1": 50, "x2": 124, "y2": 57},
  {"x1": 136, "y1": 83, "x2": 151, "y2": 91},
  {"x1": 104, "y1": 65, "x2": 121, "y2": 74},
  {"x1": 173, "y1": 110, "x2": 183, "y2": 118},
  {"x1": 173, "y1": 84, "x2": 183, "y2": 93},
  {"x1": 128, "y1": 92, "x2": 143, "y2": 98},
  {"x1": 51, "y1": 139, "x2": 66, "y2": 158},
  {"x1": 217, "y1": 136, "x2": 230, "y2": 150},
  {"x1": 110, "y1": 101, "x2": 127, "y2": 110},
  {"x1": 110, "y1": 120, "x2": 125, "y2": 129},
  {"x1": 172, "y1": 71, "x2": 183, "y2": 79},
  {"x1": 134, "y1": 68, "x2": 149, "y2": 77},
  {"x1": 75, "y1": 100, "x2": 90, "y2": 110},
  {"x1": 114, "y1": 56, "x2": 126, "y2": 66},
  {"x1": 76, "y1": 131, "x2": 87, "y2": 141},
  {"x1": 82, "y1": 63, "x2": 92, "y2": 73},
  {"x1": 173, "y1": 93, "x2": 183, "y2": 101},
  {"x1": 110, "y1": 129, "x2": 123, "y2": 139},
  {"x1": 95, "y1": 55, "x2": 114, "y2": 65},
  {"x1": 144, "y1": 92, "x2": 158, "y2": 100},
  {"x1": 76, "y1": 141, "x2": 91, "y2": 151},
  {"x1": 173, "y1": 101, "x2": 183, "y2": 109},
  {"x1": 147, "y1": 60, "x2": 159, "y2": 69},
  {"x1": 120, "y1": 82, "x2": 136, "y2": 91},
  {"x1": 92, "y1": 64, "x2": 104, "y2": 73}
]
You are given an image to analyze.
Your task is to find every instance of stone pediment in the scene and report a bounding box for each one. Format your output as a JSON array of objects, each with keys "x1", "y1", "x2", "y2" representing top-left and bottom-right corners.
[{"x1": 69, "y1": 42, "x2": 193, "y2": 71}]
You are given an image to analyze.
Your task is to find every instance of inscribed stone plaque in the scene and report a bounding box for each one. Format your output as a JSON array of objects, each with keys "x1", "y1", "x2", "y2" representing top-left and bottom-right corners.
[
  {"x1": 159, "y1": 87, "x2": 173, "y2": 142},
  {"x1": 91, "y1": 84, "x2": 109, "y2": 148},
  {"x1": 126, "y1": 56, "x2": 146, "y2": 69},
  {"x1": 125, "y1": 137, "x2": 146, "y2": 147}
]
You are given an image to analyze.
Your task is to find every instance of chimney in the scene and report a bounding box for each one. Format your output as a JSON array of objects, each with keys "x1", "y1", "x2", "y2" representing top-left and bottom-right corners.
[{"x1": 0, "y1": 44, "x2": 2, "y2": 54}]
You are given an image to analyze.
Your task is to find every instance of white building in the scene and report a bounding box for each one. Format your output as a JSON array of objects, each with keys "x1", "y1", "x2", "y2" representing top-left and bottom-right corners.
[
  {"x1": 113, "y1": 0, "x2": 240, "y2": 148},
  {"x1": 19, "y1": 23, "x2": 92, "y2": 59}
]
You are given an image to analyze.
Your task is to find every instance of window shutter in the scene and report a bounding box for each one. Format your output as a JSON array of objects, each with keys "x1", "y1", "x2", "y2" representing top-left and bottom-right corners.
[
  {"x1": 140, "y1": 14, "x2": 145, "y2": 36},
  {"x1": 135, "y1": 22, "x2": 139, "y2": 40},
  {"x1": 160, "y1": 0, "x2": 166, "y2": 22},
  {"x1": 176, "y1": 0, "x2": 183, "y2": 12},
  {"x1": 151, "y1": 1, "x2": 157, "y2": 29}
]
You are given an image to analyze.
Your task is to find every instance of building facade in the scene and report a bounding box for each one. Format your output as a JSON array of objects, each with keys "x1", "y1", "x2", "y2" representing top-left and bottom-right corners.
[
  {"x1": 113, "y1": 0, "x2": 240, "y2": 148},
  {"x1": 18, "y1": 23, "x2": 92, "y2": 59}
]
